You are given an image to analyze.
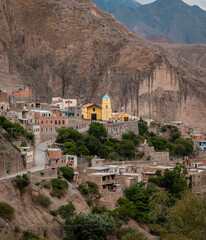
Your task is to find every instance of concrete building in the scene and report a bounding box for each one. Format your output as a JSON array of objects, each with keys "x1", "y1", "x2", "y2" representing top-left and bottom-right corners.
[
  {"x1": 66, "y1": 155, "x2": 77, "y2": 169},
  {"x1": 21, "y1": 147, "x2": 34, "y2": 169},
  {"x1": 87, "y1": 172, "x2": 116, "y2": 192},
  {"x1": 51, "y1": 97, "x2": 77, "y2": 110}
]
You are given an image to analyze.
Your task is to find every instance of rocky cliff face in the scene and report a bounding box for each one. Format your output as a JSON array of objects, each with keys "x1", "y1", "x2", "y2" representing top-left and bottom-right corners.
[{"x1": 0, "y1": 0, "x2": 206, "y2": 126}]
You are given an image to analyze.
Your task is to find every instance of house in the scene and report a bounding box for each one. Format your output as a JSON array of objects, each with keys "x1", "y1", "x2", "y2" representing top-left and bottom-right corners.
[
  {"x1": 87, "y1": 172, "x2": 116, "y2": 192},
  {"x1": 51, "y1": 97, "x2": 77, "y2": 110},
  {"x1": 197, "y1": 141, "x2": 206, "y2": 151},
  {"x1": 47, "y1": 148, "x2": 64, "y2": 169},
  {"x1": 113, "y1": 112, "x2": 130, "y2": 122},
  {"x1": 91, "y1": 156, "x2": 105, "y2": 167},
  {"x1": 66, "y1": 155, "x2": 77, "y2": 169},
  {"x1": 82, "y1": 94, "x2": 112, "y2": 121},
  {"x1": 20, "y1": 147, "x2": 34, "y2": 169}
]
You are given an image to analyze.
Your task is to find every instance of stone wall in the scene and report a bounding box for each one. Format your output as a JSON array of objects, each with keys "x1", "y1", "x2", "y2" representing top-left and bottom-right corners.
[{"x1": 104, "y1": 120, "x2": 138, "y2": 140}]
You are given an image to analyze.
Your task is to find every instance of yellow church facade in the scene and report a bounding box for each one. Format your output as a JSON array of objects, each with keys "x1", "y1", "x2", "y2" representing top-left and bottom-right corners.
[{"x1": 82, "y1": 94, "x2": 112, "y2": 121}]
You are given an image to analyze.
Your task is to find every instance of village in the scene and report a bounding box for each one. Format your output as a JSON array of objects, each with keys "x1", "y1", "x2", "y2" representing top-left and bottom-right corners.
[{"x1": 1, "y1": 86, "x2": 206, "y2": 210}]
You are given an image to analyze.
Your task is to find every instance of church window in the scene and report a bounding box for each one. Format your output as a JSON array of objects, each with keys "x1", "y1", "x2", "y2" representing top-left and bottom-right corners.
[
  {"x1": 93, "y1": 108, "x2": 95, "y2": 111},
  {"x1": 106, "y1": 105, "x2": 108, "y2": 108}
]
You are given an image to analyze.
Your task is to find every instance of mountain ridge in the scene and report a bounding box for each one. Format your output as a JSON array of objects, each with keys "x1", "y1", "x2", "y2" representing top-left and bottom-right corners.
[{"x1": 111, "y1": 0, "x2": 206, "y2": 44}]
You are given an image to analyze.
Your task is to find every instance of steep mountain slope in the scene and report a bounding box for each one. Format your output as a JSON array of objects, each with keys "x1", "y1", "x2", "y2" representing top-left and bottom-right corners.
[
  {"x1": 112, "y1": 0, "x2": 206, "y2": 44},
  {"x1": 0, "y1": 0, "x2": 206, "y2": 126},
  {"x1": 146, "y1": 35, "x2": 173, "y2": 44},
  {"x1": 163, "y1": 44, "x2": 206, "y2": 71},
  {"x1": 92, "y1": 0, "x2": 141, "y2": 13}
]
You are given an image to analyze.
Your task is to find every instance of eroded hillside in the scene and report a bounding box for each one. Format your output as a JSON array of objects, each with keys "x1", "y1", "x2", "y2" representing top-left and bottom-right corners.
[
  {"x1": 0, "y1": 0, "x2": 206, "y2": 125},
  {"x1": 0, "y1": 172, "x2": 89, "y2": 239}
]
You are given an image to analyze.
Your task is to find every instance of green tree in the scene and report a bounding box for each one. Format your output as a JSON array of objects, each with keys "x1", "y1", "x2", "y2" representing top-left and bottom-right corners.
[
  {"x1": 174, "y1": 138, "x2": 194, "y2": 156},
  {"x1": 13, "y1": 174, "x2": 30, "y2": 195},
  {"x1": 171, "y1": 131, "x2": 181, "y2": 142},
  {"x1": 63, "y1": 142, "x2": 77, "y2": 155},
  {"x1": 88, "y1": 122, "x2": 107, "y2": 140},
  {"x1": 138, "y1": 118, "x2": 148, "y2": 136},
  {"x1": 124, "y1": 183, "x2": 149, "y2": 223},
  {"x1": 66, "y1": 213, "x2": 116, "y2": 240},
  {"x1": 56, "y1": 127, "x2": 83, "y2": 143},
  {"x1": 122, "y1": 131, "x2": 144, "y2": 146},
  {"x1": 77, "y1": 145, "x2": 89, "y2": 156},
  {"x1": 118, "y1": 140, "x2": 135, "y2": 159},
  {"x1": 161, "y1": 165, "x2": 188, "y2": 198},
  {"x1": 166, "y1": 192, "x2": 206, "y2": 240},
  {"x1": 84, "y1": 135, "x2": 101, "y2": 155},
  {"x1": 150, "y1": 137, "x2": 168, "y2": 151},
  {"x1": 115, "y1": 197, "x2": 138, "y2": 221},
  {"x1": 59, "y1": 166, "x2": 74, "y2": 181},
  {"x1": 122, "y1": 232, "x2": 148, "y2": 240}
]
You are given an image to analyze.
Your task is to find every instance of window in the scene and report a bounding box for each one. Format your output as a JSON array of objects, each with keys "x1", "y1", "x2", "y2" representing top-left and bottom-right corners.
[
  {"x1": 51, "y1": 120, "x2": 52, "y2": 123},
  {"x1": 59, "y1": 120, "x2": 61, "y2": 124},
  {"x1": 103, "y1": 176, "x2": 106, "y2": 181},
  {"x1": 77, "y1": 114, "x2": 79, "y2": 117},
  {"x1": 62, "y1": 120, "x2": 65, "y2": 124},
  {"x1": 41, "y1": 121, "x2": 43, "y2": 124},
  {"x1": 93, "y1": 108, "x2": 95, "y2": 111},
  {"x1": 55, "y1": 120, "x2": 57, "y2": 125},
  {"x1": 106, "y1": 105, "x2": 108, "y2": 108}
]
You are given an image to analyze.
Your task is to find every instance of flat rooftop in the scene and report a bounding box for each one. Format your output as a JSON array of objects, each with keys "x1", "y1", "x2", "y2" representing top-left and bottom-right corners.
[
  {"x1": 88, "y1": 166, "x2": 111, "y2": 171},
  {"x1": 88, "y1": 173, "x2": 116, "y2": 176}
]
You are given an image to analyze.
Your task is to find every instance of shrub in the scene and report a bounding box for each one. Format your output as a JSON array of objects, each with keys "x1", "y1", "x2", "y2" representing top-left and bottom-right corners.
[
  {"x1": 58, "y1": 202, "x2": 76, "y2": 219},
  {"x1": 50, "y1": 188, "x2": 66, "y2": 199},
  {"x1": 42, "y1": 182, "x2": 51, "y2": 189},
  {"x1": 40, "y1": 172, "x2": 44, "y2": 176},
  {"x1": 78, "y1": 181, "x2": 99, "y2": 195},
  {"x1": 149, "y1": 224, "x2": 166, "y2": 236},
  {"x1": 20, "y1": 141, "x2": 27, "y2": 147},
  {"x1": 34, "y1": 194, "x2": 52, "y2": 208},
  {"x1": 19, "y1": 231, "x2": 40, "y2": 240},
  {"x1": 122, "y1": 231, "x2": 148, "y2": 240},
  {"x1": 50, "y1": 178, "x2": 68, "y2": 198},
  {"x1": 51, "y1": 178, "x2": 68, "y2": 190},
  {"x1": 35, "y1": 182, "x2": 40, "y2": 186},
  {"x1": 86, "y1": 199, "x2": 93, "y2": 207},
  {"x1": 0, "y1": 202, "x2": 15, "y2": 220},
  {"x1": 13, "y1": 174, "x2": 30, "y2": 195},
  {"x1": 59, "y1": 166, "x2": 74, "y2": 181},
  {"x1": 50, "y1": 210, "x2": 58, "y2": 216},
  {"x1": 14, "y1": 226, "x2": 21, "y2": 233}
]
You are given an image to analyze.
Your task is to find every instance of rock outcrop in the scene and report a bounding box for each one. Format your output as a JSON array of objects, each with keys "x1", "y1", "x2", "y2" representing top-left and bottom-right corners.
[{"x1": 0, "y1": 0, "x2": 206, "y2": 125}]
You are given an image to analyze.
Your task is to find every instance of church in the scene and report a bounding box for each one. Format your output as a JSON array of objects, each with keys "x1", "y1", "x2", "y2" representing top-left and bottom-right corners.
[{"x1": 82, "y1": 94, "x2": 112, "y2": 121}]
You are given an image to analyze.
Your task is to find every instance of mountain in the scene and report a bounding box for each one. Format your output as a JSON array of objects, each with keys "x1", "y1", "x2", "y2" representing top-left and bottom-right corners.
[
  {"x1": 146, "y1": 35, "x2": 173, "y2": 44},
  {"x1": 92, "y1": 0, "x2": 141, "y2": 13},
  {"x1": 1, "y1": 0, "x2": 206, "y2": 126},
  {"x1": 112, "y1": 0, "x2": 206, "y2": 44}
]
